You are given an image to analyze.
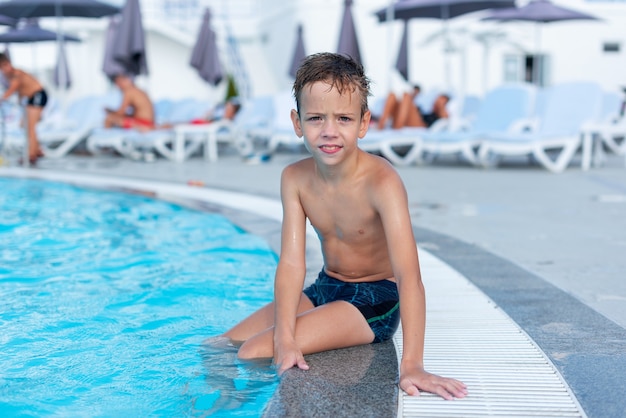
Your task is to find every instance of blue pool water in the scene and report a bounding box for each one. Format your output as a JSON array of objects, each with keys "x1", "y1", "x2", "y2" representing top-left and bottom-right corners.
[{"x1": 0, "y1": 178, "x2": 279, "y2": 417}]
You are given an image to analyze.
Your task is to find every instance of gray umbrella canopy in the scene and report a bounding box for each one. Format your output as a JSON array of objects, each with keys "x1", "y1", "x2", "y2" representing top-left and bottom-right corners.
[
  {"x1": 0, "y1": 15, "x2": 15, "y2": 26},
  {"x1": 289, "y1": 24, "x2": 306, "y2": 79},
  {"x1": 337, "y1": 0, "x2": 361, "y2": 64},
  {"x1": 374, "y1": 0, "x2": 516, "y2": 21},
  {"x1": 111, "y1": 0, "x2": 148, "y2": 77},
  {"x1": 190, "y1": 8, "x2": 223, "y2": 86},
  {"x1": 0, "y1": 0, "x2": 119, "y2": 19},
  {"x1": 0, "y1": 19, "x2": 81, "y2": 43},
  {"x1": 482, "y1": 0, "x2": 599, "y2": 23}
]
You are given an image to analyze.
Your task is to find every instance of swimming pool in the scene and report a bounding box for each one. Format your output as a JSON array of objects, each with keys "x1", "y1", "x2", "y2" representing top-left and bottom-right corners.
[{"x1": 0, "y1": 178, "x2": 279, "y2": 417}]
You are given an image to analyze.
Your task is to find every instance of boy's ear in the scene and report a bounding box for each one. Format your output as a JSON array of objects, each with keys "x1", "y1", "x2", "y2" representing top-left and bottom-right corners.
[
  {"x1": 291, "y1": 109, "x2": 303, "y2": 137},
  {"x1": 358, "y1": 110, "x2": 371, "y2": 139}
]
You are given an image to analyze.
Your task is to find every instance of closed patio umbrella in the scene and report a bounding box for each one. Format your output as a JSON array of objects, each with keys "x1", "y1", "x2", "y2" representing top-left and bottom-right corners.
[
  {"x1": 102, "y1": 16, "x2": 125, "y2": 80},
  {"x1": 337, "y1": 0, "x2": 361, "y2": 64},
  {"x1": 111, "y1": 0, "x2": 148, "y2": 77},
  {"x1": 395, "y1": 20, "x2": 409, "y2": 81},
  {"x1": 289, "y1": 24, "x2": 306, "y2": 79},
  {"x1": 190, "y1": 8, "x2": 223, "y2": 86}
]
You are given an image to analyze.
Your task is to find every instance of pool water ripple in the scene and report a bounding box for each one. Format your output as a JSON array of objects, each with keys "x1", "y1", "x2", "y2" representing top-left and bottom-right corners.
[{"x1": 0, "y1": 178, "x2": 279, "y2": 417}]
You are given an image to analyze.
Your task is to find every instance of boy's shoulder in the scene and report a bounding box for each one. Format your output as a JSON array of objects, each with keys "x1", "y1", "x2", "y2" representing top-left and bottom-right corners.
[{"x1": 283, "y1": 156, "x2": 314, "y2": 176}]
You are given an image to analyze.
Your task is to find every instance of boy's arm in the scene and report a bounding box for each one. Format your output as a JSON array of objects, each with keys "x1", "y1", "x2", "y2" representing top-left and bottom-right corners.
[
  {"x1": 273, "y1": 165, "x2": 308, "y2": 374},
  {"x1": 1, "y1": 77, "x2": 20, "y2": 101},
  {"x1": 375, "y1": 170, "x2": 467, "y2": 400},
  {"x1": 111, "y1": 92, "x2": 131, "y2": 116}
]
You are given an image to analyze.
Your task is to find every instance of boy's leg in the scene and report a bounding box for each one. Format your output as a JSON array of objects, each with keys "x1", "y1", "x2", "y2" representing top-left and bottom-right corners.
[
  {"x1": 26, "y1": 106, "x2": 43, "y2": 160},
  {"x1": 237, "y1": 300, "x2": 375, "y2": 360},
  {"x1": 221, "y1": 293, "x2": 315, "y2": 343}
]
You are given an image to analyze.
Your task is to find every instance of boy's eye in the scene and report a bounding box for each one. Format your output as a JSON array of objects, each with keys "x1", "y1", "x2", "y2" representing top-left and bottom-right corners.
[
  {"x1": 308, "y1": 116, "x2": 322, "y2": 121},
  {"x1": 339, "y1": 116, "x2": 352, "y2": 122}
]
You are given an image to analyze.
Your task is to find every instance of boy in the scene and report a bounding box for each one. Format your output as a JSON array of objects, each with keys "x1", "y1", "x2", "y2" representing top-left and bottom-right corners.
[
  {"x1": 221, "y1": 53, "x2": 467, "y2": 400},
  {"x1": 104, "y1": 73, "x2": 154, "y2": 131},
  {"x1": 0, "y1": 53, "x2": 47, "y2": 164}
]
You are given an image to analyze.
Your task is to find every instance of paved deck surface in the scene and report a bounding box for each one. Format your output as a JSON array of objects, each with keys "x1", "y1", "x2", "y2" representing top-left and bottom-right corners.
[{"x1": 2, "y1": 149, "x2": 625, "y2": 417}]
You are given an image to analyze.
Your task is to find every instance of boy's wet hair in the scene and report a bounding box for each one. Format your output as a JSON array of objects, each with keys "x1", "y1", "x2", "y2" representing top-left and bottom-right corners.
[
  {"x1": 0, "y1": 53, "x2": 10, "y2": 65},
  {"x1": 293, "y1": 52, "x2": 371, "y2": 117}
]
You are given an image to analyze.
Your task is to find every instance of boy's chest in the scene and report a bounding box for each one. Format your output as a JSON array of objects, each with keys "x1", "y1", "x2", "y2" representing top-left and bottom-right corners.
[{"x1": 300, "y1": 188, "x2": 378, "y2": 240}]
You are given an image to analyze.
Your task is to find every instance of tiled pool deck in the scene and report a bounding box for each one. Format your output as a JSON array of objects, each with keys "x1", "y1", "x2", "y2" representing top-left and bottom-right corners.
[{"x1": 2, "y1": 151, "x2": 626, "y2": 417}]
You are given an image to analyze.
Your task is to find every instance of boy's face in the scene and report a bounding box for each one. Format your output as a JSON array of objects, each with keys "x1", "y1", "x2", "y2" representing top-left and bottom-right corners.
[
  {"x1": 0, "y1": 61, "x2": 12, "y2": 76},
  {"x1": 291, "y1": 81, "x2": 370, "y2": 163}
]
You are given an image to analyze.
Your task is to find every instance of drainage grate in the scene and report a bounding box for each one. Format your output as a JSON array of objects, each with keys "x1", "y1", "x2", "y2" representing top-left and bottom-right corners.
[{"x1": 395, "y1": 251, "x2": 586, "y2": 418}]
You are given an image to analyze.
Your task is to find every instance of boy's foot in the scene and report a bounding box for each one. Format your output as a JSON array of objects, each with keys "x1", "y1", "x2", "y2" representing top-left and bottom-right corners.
[{"x1": 23, "y1": 149, "x2": 44, "y2": 166}]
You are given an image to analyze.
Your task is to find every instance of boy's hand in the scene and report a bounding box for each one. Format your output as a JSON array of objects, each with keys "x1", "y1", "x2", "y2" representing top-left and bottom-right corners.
[
  {"x1": 400, "y1": 364, "x2": 468, "y2": 400},
  {"x1": 274, "y1": 339, "x2": 309, "y2": 375}
]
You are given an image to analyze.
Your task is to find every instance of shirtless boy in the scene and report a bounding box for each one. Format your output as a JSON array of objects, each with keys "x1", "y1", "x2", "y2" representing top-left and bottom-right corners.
[
  {"x1": 104, "y1": 74, "x2": 154, "y2": 131},
  {"x1": 0, "y1": 53, "x2": 47, "y2": 164},
  {"x1": 220, "y1": 53, "x2": 467, "y2": 400}
]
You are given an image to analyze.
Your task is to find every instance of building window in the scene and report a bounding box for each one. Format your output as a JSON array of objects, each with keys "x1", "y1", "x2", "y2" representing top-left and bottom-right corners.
[{"x1": 603, "y1": 42, "x2": 621, "y2": 53}]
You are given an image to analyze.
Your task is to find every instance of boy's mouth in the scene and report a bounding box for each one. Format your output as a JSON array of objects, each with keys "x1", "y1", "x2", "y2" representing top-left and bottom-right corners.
[{"x1": 319, "y1": 144, "x2": 342, "y2": 153}]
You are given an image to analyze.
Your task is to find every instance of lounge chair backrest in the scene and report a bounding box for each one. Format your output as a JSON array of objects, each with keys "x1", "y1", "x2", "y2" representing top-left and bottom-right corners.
[
  {"x1": 461, "y1": 95, "x2": 482, "y2": 120},
  {"x1": 235, "y1": 95, "x2": 274, "y2": 129},
  {"x1": 538, "y1": 81, "x2": 603, "y2": 137},
  {"x1": 601, "y1": 91, "x2": 622, "y2": 121},
  {"x1": 532, "y1": 89, "x2": 548, "y2": 118},
  {"x1": 472, "y1": 83, "x2": 535, "y2": 132},
  {"x1": 66, "y1": 95, "x2": 107, "y2": 128},
  {"x1": 271, "y1": 90, "x2": 297, "y2": 131},
  {"x1": 166, "y1": 98, "x2": 209, "y2": 124},
  {"x1": 153, "y1": 98, "x2": 174, "y2": 125}
]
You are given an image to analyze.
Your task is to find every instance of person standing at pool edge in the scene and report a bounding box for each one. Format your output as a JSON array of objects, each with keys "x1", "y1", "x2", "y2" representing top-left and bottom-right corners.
[
  {"x1": 0, "y1": 53, "x2": 47, "y2": 165},
  {"x1": 220, "y1": 52, "x2": 467, "y2": 400}
]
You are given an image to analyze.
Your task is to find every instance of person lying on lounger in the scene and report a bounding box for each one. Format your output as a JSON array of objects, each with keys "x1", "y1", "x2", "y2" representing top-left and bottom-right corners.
[
  {"x1": 376, "y1": 85, "x2": 450, "y2": 130},
  {"x1": 211, "y1": 52, "x2": 468, "y2": 401},
  {"x1": 104, "y1": 74, "x2": 155, "y2": 131}
]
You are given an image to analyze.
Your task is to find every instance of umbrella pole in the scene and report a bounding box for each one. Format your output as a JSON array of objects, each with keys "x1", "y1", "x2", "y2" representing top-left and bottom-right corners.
[{"x1": 386, "y1": 1, "x2": 394, "y2": 93}]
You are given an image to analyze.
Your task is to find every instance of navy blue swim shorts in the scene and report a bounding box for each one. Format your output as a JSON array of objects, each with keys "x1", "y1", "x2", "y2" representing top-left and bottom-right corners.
[
  {"x1": 303, "y1": 269, "x2": 400, "y2": 343},
  {"x1": 26, "y1": 89, "x2": 48, "y2": 108}
]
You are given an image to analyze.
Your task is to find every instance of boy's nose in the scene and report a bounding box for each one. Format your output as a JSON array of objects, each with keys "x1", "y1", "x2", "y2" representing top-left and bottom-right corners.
[{"x1": 321, "y1": 119, "x2": 338, "y2": 137}]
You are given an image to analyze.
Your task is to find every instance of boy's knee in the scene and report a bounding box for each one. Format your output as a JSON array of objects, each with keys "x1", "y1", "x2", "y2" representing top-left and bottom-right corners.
[{"x1": 237, "y1": 340, "x2": 270, "y2": 361}]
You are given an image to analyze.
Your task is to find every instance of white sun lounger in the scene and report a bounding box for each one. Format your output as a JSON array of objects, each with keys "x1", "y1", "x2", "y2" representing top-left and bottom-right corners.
[
  {"x1": 478, "y1": 81, "x2": 604, "y2": 173},
  {"x1": 419, "y1": 84, "x2": 536, "y2": 165}
]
